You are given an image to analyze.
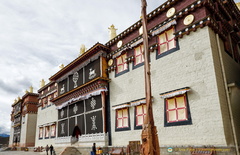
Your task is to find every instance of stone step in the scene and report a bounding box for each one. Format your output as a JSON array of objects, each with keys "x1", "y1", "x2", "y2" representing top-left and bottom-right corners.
[{"x1": 59, "y1": 146, "x2": 82, "y2": 155}]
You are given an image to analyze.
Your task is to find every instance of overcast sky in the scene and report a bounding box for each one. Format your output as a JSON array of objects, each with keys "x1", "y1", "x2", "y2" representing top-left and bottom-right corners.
[{"x1": 0, "y1": 0, "x2": 240, "y2": 135}]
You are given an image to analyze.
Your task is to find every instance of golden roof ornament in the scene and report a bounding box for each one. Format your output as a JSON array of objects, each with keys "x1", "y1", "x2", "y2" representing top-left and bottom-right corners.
[
  {"x1": 40, "y1": 79, "x2": 45, "y2": 88},
  {"x1": 236, "y1": 2, "x2": 240, "y2": 10},
  {"x1": 29, "y1": 86, "x2": 33, "y2": 93},
  {"x1": 183, "y1": 14, "x2": 195, "y2": 25},
  {"x1": 17, "y1": 96, "x2": 21, "y2": 101},
  {"x1": 166, "y1": 7, "x2": 176, "y2": 18},
  {"x1": 59, "y1": 64, "x2": 65, "y2": 69},
  {"x1": 108, "y1": 24, "x2": 117, "y2": 40},
  {"x1": 25, "y1": 89, "x2": 29, "y2": 93},
  {"x1": 79, "y1": 44, "x2": 86, "y2": 56},
  {"x1": 14, "y1": 99, "x2": 17, "y2": 103}
]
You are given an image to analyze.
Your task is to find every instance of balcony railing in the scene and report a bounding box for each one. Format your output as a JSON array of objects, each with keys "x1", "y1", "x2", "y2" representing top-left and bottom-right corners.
[
  {"x1": 79, "y1": 133, "x2": 108, "y2": 142},
  {"x1": 55, "y1": 133, "x2": 108, "y2": 144},
  {"x1": 55, "y1": 136, "x2": 72, "y2": 144}
]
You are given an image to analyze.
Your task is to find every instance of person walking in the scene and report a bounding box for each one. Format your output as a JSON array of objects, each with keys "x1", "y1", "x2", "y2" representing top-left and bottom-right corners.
[
  {"x1": 92, "y1": 143, "x2": 96, "y2": 155},
  {"x1": 45, "y1": 145, "x2": 49, "y2": 155},
  {"x1": 50, "y1": 145, "x2": 54, "y2": 155}
]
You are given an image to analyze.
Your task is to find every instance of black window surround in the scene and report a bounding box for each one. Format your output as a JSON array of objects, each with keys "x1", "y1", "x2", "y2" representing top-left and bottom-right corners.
[
  {"x1": 115, "y1": 108, "x2": 131, "y2": 132},
  {"x1": 164, "y1": 93, "x2": 192, "y2": 127}
]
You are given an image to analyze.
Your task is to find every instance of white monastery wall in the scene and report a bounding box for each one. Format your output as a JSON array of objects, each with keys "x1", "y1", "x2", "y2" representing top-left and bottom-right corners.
[
  {"x1": 151, "y1": 27, "x2": 227, "y2": 146},
  {"x1": 207, "y1": 29, "x2": 237, "y2": 146},
  {"x1": 25, "y1": 113, "x2": 37, "y2": 146},
  {"x1": 109, "y1": 53, "x2": 146, "y2": 146},
  {"x1": 229, "y1": 86, "x2": 240, "y2": 146},
  {"x1": 20, "y1": 115, "x2": 27, "y2": 147},
  {"x1": 35, "y1": 105, "x2": 58, "y2": 147},
  {"x1": 109, "y1": 27, "x2": 228, "y2": 147},
  {"x1": 8, "y1": 123, "x2": 14, "y2": 147},
  {"x1": 211, "y1": 30, "x2": 240, "y2": 146}
]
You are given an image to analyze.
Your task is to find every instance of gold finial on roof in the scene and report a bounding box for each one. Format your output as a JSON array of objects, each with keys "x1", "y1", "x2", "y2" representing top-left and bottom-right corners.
[
  {"x1": 236, "y1": 2, "x2": 240, "y2": 10},
  {"x1": 79, "y1": 44, "x2": 86, "y2": 56},
  {"x1": 29, "y1": 86, "x2": 33, "y2": 93},
  {"x1": 108, "y1": 24, "x2": 117, "y2": 40},
  {"x1": 17, "y1": 96, "x2": 21, "y2": 101},
  {"x1": 25, "y1": 89, "x2": 29, "y2": 93},
  {"x1": 14, "y1": 99, "x2": 17, "y2": 103},
  {"x1": 59, "y1": 64, "x2": 64, "y2": 69},
  {"x1": 40, "y1": 79, "x2": 45, "y2": 88}
]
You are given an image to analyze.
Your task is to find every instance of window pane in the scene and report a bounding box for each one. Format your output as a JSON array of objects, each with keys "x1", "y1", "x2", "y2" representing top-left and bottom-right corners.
[
  {"x1": 168, "y1": 110, "x2": 177, "y2": 122},
  {"x1": 122, "y1": 53, "x2": 127, "y2": 59},
  {"x1": 160, "y1": 44, "x2": 168, "y2": 53},
  {"x1": 116, "y1": 54, "x2": 128, "y2": 73},
  {"x1": 123, "y1": 109, "x2": 128, "y2": 117},
  {"x1": 168, "y1": 40, "x2": 175, "y2": 50},
  {"x1": 165, "y1": 93, "x2": 191, "y2": 126},
  {"x1": 45, "y1": 127, "x2": 49, "y2": 137},
  {"x1": 117, "y1": 108, "x2": 128, "y2": 128},
  {"x1": 39, "y1": 128, "x2": 43, "y2": 138},
  {"x1": 123, "y1": 118, "x2": 128, "y2": 127},
  {"x1": 135, "y1": 46, "x2": 141, "y2": 55},
  {"x1": 137, "y1": 116, "x2": 144, "y2": 126},
  {"x1": 117, "y1": 65, "x2": 123, "y2": 73},
  {"x1": 123, "y1": 62, "x2": 128, "y2": 70},
  {"x1": 51, "y1": 125, "x2": 56, "y2": 137},
  {"x1": 158, "y1": 27, "x2": 177, "y2": 55},
  {"x1": 135, "y1": 56, "x2": 142, "y2": 64},
  {"x1": 167, "y1": 98, "x2": 176, "y2": 110},
  {"x1": 176, "y1": 96, "x2": 185, "y2": 108},
  {"x1": 178, "y1": 109, "x2": 187, "y2": 120},
  {"x1": 166, "y1": 28, "x2": 174, "y2": 40},
  {"x1": 141, "y1": 55, "x2": 144, "y2": 63},
  {"x1": 117, "y1": 119, "x2": 122, "y2": 128},
  {"x1": 143, "y1": 104, "x2": 146, "y2": 113},
  {"x1": 117, "y1": 57, "x2": 123, "y2": 64},
  {"x1": 122, "y1": 54, "x2": 127, "y2": 70},
  {"x1": 159, "y1": 33, "x2": 167, "y2": 43},
  {"x1": 137, "y1": 106, "x2": 143, "y2": 115},
  {"x1": 134, "y1": 45, "x2": 144, "y2": 65},
  {"x1": 117, "y1": 110, "x2": 122, "y2": 118}
]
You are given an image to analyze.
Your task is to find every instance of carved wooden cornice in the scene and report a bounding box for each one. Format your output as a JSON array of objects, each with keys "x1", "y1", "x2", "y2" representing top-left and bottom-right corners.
[
  {"x1": 52, "y1": 77, "x2": 109, "y2": 106},
  {"x1": 50, "y1": 43, "x2": 110, "y2": 81}
]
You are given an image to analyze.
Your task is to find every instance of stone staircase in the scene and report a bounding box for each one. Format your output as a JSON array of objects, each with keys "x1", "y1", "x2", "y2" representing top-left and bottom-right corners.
[{"x1": 59, "y1": 147, "x2": 82, "y2": 155}]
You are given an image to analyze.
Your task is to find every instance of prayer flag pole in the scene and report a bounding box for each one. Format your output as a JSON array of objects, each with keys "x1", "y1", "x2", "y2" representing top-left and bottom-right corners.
[{"x1": 141, "y1": 0, "x2": 160, "y2": 154}]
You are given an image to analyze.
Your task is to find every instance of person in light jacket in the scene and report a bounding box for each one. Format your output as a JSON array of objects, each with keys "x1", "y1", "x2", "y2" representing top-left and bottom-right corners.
[{"x1": 45, "y1": 145, "x2": 49, "y2": 155}]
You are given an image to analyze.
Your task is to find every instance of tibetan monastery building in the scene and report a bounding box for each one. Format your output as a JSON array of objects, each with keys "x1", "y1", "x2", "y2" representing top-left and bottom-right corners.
[
  {"x1": 9, "y1": 0, "x2": 240, "y2": 154},
  {"x1": 105, "y1": 0, "x2": 240, "y2": 154},
  {"x1": 9, "y1": 87, "x2": 39, "y2": 148},
  {"x1": 48, "y1": 43, "x2": 110, "y2": 147}
]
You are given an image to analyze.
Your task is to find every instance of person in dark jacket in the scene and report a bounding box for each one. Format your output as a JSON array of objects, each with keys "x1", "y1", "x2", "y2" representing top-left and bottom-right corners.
[
  {"x1": 92, "y1": 143, "x2": 96, "y2": 155},
  {"x1": 49, "y1": 145, "x2": 54, "y2": 155}
]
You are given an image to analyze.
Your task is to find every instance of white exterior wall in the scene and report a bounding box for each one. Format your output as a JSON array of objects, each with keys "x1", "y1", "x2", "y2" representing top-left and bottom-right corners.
[
  {"x1": 26, "y1": 114, "x2": 37, "y2": 146},
  {"x1": 20, "y1": 115, "x2": 27, "y2": 147},
  {"x1": 109, "y1": 27, "x2": 228, "y2": 147},
  {"x1": 8, "y1": 122, "x2": 14, "y2": 147},
  {"x1": 214, "y1": 32, "x2": 240, "y2": 146},
  {"x1": 20, "y1": 114, "x2": 37, "y2": 147},
  {"x1": 35, "y1": 105, "x2": 58, "y2": 147},
  {"x1": 109, "y1": 52, "x2": 145, "y2": 146}
]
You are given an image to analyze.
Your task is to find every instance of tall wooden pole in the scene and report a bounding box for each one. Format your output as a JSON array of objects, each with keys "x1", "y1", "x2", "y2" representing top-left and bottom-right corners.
[{"x1": 141, "y1": 0, "x2": 160, "y2": 154}]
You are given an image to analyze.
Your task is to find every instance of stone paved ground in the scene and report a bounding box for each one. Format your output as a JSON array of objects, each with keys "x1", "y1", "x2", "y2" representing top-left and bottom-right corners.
[{"x1": 0, "y1": 151, "x2": 43, "y2": 155}]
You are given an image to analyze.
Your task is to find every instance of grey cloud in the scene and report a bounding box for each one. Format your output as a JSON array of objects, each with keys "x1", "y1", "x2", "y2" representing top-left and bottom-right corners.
[
  {"x1": 0, "y1": 77, "x2": 31, "y2": 95},
  {"x1": 0, "y1": 0, "x2": 166, "y2": 138},
  {"x1": 0, "y1": 125, "x2": 10, "y2": 135}
]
